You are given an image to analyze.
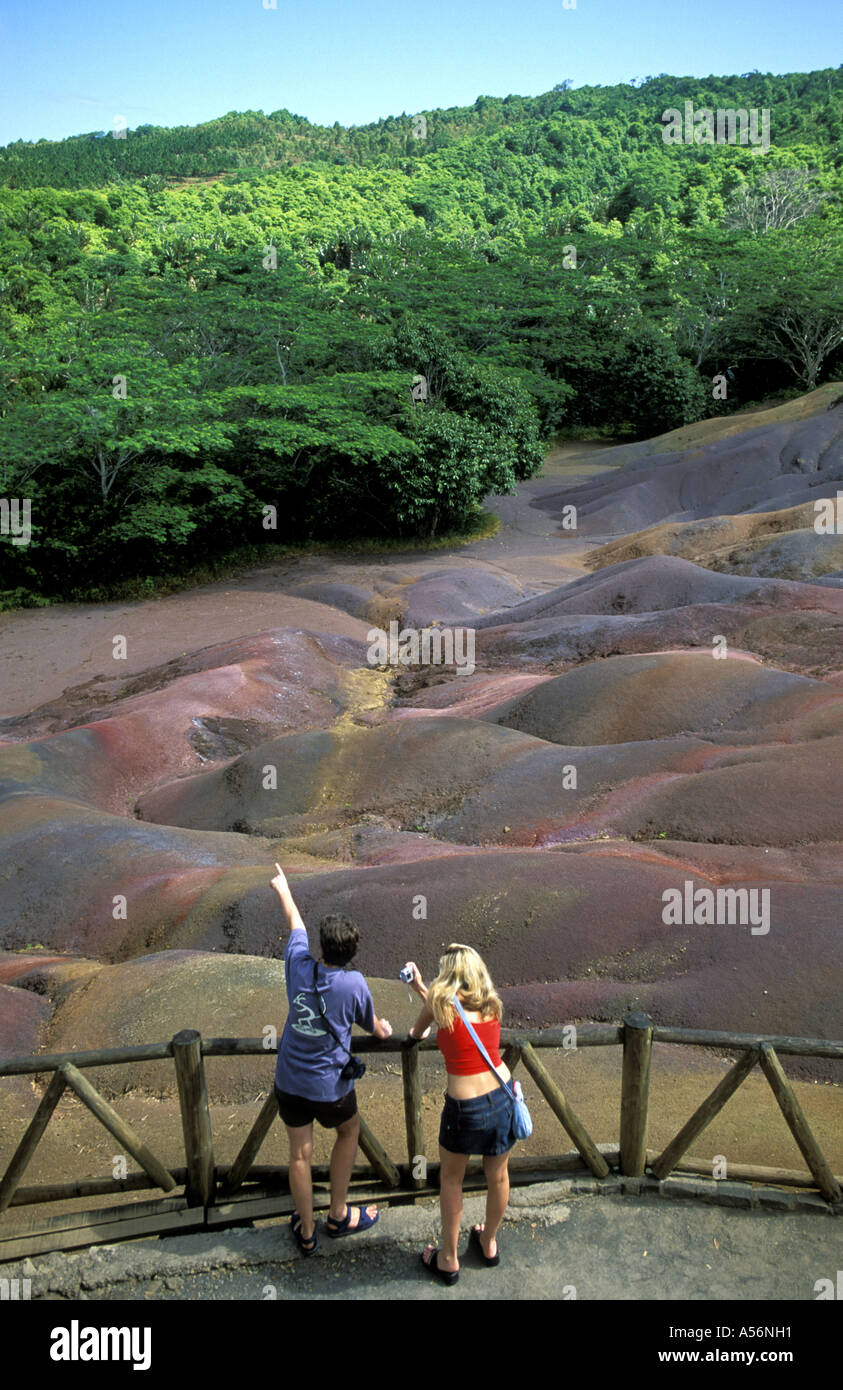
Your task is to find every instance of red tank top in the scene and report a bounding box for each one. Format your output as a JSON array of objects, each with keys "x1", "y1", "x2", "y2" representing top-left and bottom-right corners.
[{"x1": 437, "y1": 1016, "x2": 502, "y2": 1075}]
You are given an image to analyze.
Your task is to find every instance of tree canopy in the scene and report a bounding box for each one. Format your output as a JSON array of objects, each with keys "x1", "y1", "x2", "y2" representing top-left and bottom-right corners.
[{"x1": 1, "y1": 68, "x2": 841, "y2": 603}]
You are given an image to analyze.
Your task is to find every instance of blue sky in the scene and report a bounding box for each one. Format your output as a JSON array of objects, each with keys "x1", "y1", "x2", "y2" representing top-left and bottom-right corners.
[{"x1": 1, "y1": 0, "x2": 840, "y2": 145}]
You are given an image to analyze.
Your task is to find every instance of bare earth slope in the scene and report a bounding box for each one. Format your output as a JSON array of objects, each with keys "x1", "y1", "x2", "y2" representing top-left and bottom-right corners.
[{"x1": 0, "y1": 392, "x2": 841, "y2": 1152}]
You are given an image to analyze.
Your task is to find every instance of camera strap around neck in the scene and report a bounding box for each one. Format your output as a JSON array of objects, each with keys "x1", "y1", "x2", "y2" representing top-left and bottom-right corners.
[{"x1": 312, "y1": 960, "x2": 352, "y2": 1062}]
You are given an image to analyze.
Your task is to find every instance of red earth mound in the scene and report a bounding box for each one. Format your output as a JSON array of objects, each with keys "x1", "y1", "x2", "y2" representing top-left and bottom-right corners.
[{"x1": 1, "y1": 393, "x2": 840, "y2": 1080}]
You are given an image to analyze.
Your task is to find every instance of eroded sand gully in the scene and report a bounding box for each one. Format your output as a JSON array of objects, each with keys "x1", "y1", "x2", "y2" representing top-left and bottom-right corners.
[{"x1": 1, "y1": 404, "x2": 842, "y2": 1182}]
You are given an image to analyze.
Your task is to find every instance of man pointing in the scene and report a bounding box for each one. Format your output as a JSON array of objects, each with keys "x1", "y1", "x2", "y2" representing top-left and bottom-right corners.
[{"x1": 271, "y1": 862, "x2": 392, "y2": 1254}]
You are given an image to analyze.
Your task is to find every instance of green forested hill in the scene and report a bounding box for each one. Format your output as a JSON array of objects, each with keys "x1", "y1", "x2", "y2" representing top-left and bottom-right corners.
[
  {"x1": 2, "y1": 70, "x2": 841, "y2": 188},
  {"x1": 1, "y1": 71, "x2": 842, "y2": 603}
]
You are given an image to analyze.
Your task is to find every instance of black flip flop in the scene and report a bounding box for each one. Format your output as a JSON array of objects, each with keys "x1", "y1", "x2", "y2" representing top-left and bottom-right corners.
[
  {"x1": 470, "y1": 1226, "x2": 500, "y2": 1266},
  {"x1": 420, "y1": 1248, "x2": 459, "y2": 1285}
]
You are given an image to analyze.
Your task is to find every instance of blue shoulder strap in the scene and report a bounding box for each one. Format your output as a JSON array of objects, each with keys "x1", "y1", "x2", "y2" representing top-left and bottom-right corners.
[{"x1": 452, "y1": 996, "x2": 516, "y2": 1104}]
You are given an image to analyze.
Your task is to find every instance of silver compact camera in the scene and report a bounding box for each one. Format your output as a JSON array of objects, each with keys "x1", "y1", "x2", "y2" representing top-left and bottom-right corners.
[{"x1": 399, "y1": 965, "x2": 414, "y2": 984}]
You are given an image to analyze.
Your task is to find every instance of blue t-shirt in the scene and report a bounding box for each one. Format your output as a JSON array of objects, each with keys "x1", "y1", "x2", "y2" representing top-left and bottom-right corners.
[{"x1": 275, "y1": 929, "x2": 375, "y2": 1102}]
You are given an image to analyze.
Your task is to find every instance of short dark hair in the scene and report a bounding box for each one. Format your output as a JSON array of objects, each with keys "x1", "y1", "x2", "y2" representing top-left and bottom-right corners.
[{"x1": 319, "y1": 914, "x2": 360, "y2": 967}]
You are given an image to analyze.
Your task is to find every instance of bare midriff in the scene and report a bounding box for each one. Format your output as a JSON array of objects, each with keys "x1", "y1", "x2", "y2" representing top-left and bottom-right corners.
[{"x1": 446, "y1": 1010, "x2": 512, "y2": 1100}]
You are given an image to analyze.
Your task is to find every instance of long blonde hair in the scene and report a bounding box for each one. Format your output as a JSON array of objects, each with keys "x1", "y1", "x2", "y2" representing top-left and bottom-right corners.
[{"x1": 427, "y1": 943, "x2": 503, "y2": 1031}]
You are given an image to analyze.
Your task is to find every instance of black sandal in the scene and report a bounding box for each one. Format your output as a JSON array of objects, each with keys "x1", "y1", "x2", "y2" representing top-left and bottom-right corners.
[
  {"x1": 291, "y1": 1211, "x2": 317, "y2": 1256},
  {"x1": 420, "y1": 1247, "x2": 459, "y2": 1285}
]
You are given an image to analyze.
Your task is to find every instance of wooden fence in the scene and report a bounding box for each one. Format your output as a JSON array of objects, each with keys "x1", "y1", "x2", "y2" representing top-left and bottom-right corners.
[{"x1": 0, "y1": 1012, "x2": 840, "y2": 1260}]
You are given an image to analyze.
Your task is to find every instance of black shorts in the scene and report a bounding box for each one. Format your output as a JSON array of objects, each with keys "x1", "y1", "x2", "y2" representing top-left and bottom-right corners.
[{"x1": 274, "y1": 1084, "x2": 358, "y2": 1130}]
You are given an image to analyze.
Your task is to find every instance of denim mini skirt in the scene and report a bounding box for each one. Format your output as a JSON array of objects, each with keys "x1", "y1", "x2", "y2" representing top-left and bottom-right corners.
[{"x1": 439, "y1": 1086, "x2": 514, "y2": 1156}]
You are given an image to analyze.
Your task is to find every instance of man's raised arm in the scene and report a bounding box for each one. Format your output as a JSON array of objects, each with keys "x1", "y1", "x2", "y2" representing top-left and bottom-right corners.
[{"x1": 270, "y1": 862, "x2": 307, "y2": 937}]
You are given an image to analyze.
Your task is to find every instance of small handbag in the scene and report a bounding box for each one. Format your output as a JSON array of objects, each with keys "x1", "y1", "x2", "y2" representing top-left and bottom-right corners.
[
  {"x1": 452, "y1": 997, "x2": 533, "y2": 1140},
  {"x1": 312, "y1": 962, "x2": 366, "y2": 1082}
]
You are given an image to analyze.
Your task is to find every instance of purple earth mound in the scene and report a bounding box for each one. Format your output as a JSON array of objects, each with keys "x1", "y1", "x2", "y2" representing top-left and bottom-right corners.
[{"x1": 1, "y1": 390, "x2": 841, "y2": 1086}]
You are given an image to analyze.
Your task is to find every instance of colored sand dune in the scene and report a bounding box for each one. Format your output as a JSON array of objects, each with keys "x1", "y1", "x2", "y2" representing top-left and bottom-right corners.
[{"x1": 1, "y1": 390, "x2": 841, "y2": 1090}]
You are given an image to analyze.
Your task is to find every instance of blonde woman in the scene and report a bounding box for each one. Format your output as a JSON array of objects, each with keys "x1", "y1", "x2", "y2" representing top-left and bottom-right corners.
[{"x1": 407, "y1": 944, "x2": 513, "y2": 1284}]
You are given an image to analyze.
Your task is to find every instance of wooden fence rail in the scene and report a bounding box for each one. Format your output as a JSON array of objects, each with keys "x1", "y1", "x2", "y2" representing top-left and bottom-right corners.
[{"x1": 0, "y1": 1015, "x2": 840, "y2": 1260}]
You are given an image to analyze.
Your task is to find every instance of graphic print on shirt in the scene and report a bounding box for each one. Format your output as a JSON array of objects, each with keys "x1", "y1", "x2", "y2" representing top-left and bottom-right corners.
[{"x1": 290, "y1": 990, "x2": 328, "y2": 1038}]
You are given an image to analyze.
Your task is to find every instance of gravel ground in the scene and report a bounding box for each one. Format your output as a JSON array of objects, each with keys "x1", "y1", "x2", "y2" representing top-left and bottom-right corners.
[{"x1": 8, "y1": 1187, "x2": 841, "y2": 1302}]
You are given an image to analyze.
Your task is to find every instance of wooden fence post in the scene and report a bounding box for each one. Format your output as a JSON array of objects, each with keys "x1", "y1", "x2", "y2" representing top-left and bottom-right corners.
[
  {"x1": 224, "y1": 1092, "x2": 278, "y2": 1195},
  {"x1": 759, "y1": 1044, "x2": 842, "y2": 1203},
  {"x1": 620, "y1": 1012, "x2": 653, "y2": 1176},
  {"x1": 502, "y1": 1043, "x2": 522, "y2": 1074},
  {"x1": 62, "y1": 1064, "x2": 177, "y2": 1193},
  {"x1": 520, "y1": 1044, "x2": 609, "y2": 1177},
  {"x1": 172, "y1": 1030, "x2": 215, "y2": 1207},
  {"x1": 0, "y1": 1069, "x2": 67, "y2": 1214},
  {"x1": 401, "y1": 1042, "x2": 426, "y2": 1189},
  {"x1": 357, "y1": 1114, "x2": 401, "y2": 1188},
  {"x1": 650, "y1": 1047, "x2": 758, "y2": 1181}
]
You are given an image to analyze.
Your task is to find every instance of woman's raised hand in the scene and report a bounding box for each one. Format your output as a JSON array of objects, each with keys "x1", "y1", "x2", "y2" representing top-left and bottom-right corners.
[
  {"x1": 270, "y1": 862, "x2": 288, "y2": 897},
  {"x1": 405, "y1": 960, "x2": 424, "y2": 993}
]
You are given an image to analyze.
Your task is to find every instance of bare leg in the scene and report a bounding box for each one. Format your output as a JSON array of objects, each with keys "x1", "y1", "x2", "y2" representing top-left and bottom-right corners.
[
  {"x1": 424, "y1": 1146, "x2": 467, "y2": 1274},
  {"x1": 329, "y1": 1112, "x2": 377, "y2": 1228},
  {"x1": 473, "y1": 1152, "x2": 510, "y2": 1259},
  {"x1": 286, "y1": 1123, "x2": 315, "y2": 1239}
]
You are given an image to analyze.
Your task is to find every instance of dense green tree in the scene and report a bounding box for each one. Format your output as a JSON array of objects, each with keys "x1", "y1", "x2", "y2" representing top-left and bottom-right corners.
[{"x1": 1, "y1": 68, "x2": 842, "y2": 601}]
